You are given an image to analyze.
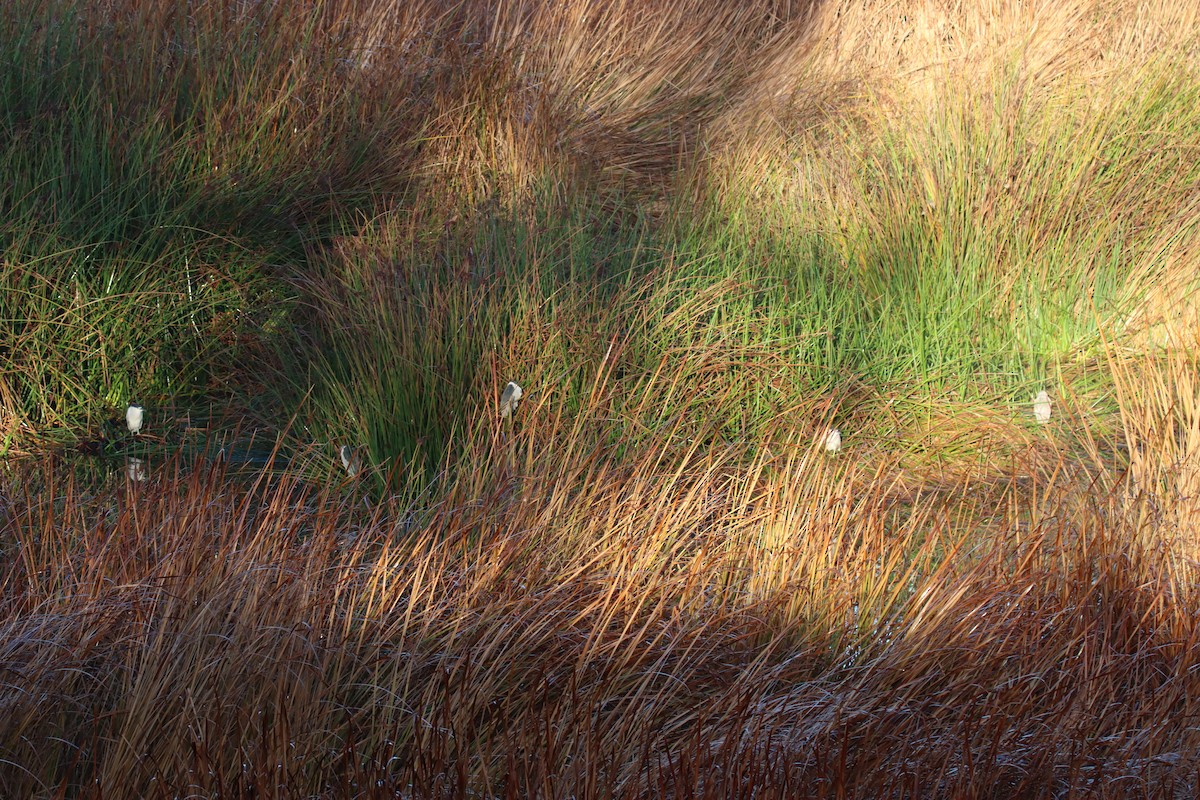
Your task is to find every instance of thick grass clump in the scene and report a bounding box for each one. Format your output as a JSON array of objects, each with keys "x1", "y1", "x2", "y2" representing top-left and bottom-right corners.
[
  {"x1": 0, "y1": 0, "x2": 411, "y2": 444},
  {"x1": 2, "y1": 0, "x2": 1200, "y2": 797},
  {"x1": 2, "y1": 387, "x2": 1198, "y2": 797}
]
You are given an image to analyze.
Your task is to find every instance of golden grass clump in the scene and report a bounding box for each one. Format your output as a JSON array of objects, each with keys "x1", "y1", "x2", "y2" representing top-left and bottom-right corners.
[{"x1": 2, "y1": 370, "x2": 1199, "y2": 796}]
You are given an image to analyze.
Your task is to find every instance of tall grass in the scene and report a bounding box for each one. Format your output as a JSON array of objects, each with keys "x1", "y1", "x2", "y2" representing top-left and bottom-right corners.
[
  {"x1": 2, "y1": 0, "x2": 1200, "y2": 796},
  {"x1": 2, "y1": 364, "x2": 1198, "y2": 797}
]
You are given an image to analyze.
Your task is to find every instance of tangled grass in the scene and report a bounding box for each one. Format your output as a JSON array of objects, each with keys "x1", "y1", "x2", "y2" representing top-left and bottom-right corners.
[{"x1": 2, "y1": 0, "x2": 1199, "y2": 796}]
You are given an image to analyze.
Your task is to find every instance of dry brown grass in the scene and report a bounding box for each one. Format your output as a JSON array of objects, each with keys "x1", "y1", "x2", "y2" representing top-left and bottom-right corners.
[{"x1": 3, "y1": 353, "x2": 1200, "y2": 796}]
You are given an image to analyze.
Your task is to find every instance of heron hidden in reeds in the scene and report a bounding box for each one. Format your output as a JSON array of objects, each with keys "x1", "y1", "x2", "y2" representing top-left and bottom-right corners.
[
  {"x1": 126, "y1": 456, "x2": 147, "y2": 482},
  {"x1": 339, "y1": 444, "x2": 362, "y2": 477},
  {"x1": 1032, "y1": 390, "x2": 1052, "y2": 424},
  {"x1": 500, "y1": 381, "x2": 523, "y2": 419},
  {"x1": 126, "y1": 403, "x2": 144, "y2": 434}
]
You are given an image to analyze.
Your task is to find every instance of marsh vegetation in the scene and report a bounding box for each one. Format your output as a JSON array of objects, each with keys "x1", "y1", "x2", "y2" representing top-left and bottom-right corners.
[{"x1": 1, "y1": 0, "x2": 1199, "y2": 796}]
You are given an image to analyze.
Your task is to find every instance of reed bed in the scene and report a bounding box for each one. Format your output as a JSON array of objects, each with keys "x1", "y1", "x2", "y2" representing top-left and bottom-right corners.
[
  {"x1": 2, "y1": 379, "x2": 1197, "y2": 798},
  {"x1": 3, "y1": 372, "x2": 1198, "y2": 797}
]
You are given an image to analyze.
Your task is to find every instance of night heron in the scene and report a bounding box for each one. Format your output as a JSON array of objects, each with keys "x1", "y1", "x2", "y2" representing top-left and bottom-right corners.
[
  {"x1": 339, "y1": 444, "x2": 362, "y2": 477},
  {"x1": 126, "y1": 404, "x2": 144, "y2": 434},
  {"x1": 500, "y1": 381, "x2": 523, "y2": 419},
  {"x1": 1032, "y1": 390, "x2": 1052, "y2": 424},
  {"x1": 126, "y1": 457, "x2": 146, "y2": 482}
]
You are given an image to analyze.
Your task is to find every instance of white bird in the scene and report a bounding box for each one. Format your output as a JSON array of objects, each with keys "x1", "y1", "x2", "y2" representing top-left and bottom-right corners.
[
  {"x1": 126, "y1": 404, "x2": 144, "y2": 434},
  {"x1": 339, "y1": 445, "x2": 362, "y2": 477},
  {"x1": 824, "y1": 427, "x2": 842, "y2": 453},
  {"x1": 126, "y1": 457, "x2": 146, "y2": 482},
  {"x1": 1032, "y1": 390, "x2": 1052, "y2": 424},
  {"x1": 500, "y1": 381, "x2": 523, "y2": 419}
]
